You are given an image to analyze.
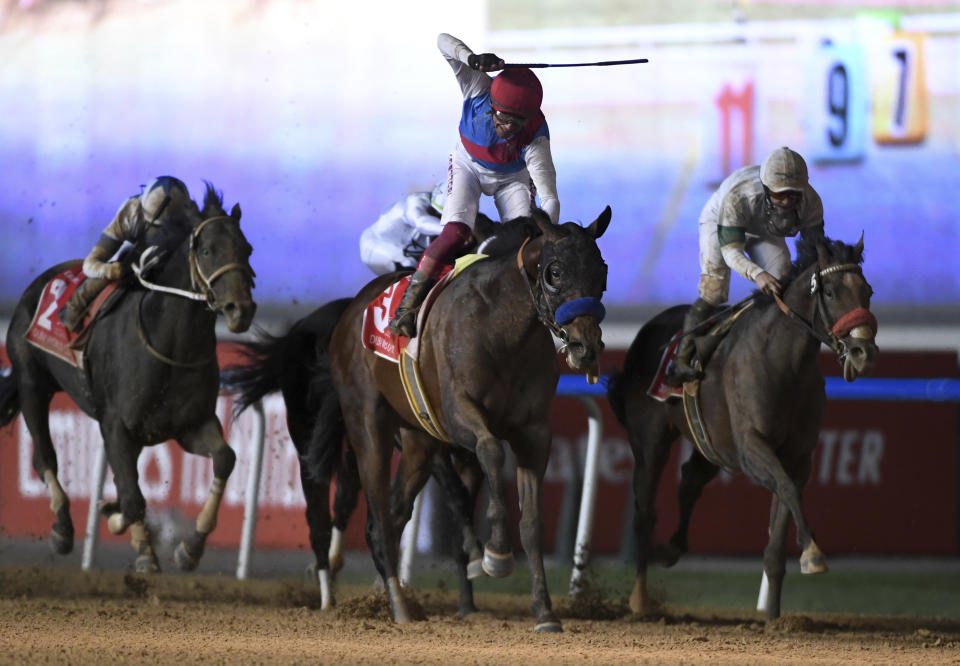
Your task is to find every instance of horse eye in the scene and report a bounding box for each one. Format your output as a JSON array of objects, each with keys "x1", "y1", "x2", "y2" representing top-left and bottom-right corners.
[
  {"x1": 548, "y1": 265, "x2": 562, "y2": 284},
  {"x1": 824, "y1": 285, "x2": 834, "y2": 298}
]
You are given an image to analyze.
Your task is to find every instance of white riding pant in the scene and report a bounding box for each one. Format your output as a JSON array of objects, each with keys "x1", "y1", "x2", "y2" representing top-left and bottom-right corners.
[{"x1": 440, "y1": 144, "x2": 535, "y2": 229}]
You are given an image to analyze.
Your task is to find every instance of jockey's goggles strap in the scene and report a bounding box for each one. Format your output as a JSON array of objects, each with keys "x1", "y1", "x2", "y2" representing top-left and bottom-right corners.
[{"x1": 555, "y1": 297, "x2": 606, "y2": 326}]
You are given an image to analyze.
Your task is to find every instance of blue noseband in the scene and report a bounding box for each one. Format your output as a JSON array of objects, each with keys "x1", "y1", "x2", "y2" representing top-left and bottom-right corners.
[{"x1": 554, "y1": 297, "x2": 606, "y2": 326}]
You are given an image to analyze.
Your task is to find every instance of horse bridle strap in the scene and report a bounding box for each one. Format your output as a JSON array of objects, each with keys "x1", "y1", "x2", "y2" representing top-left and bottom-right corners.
[
  {"x1": 189, "y1": 215, "x2": 254, "y2": 309},
  {"x1": 134, "y1": 292, "x2": 217, "y2": 368}
]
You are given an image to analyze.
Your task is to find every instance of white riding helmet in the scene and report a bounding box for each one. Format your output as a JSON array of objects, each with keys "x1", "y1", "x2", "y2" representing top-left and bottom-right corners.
[
  {"x1": 760, "y1": 147, "x2": 808, "y2": 193},
  {"x1": 430, "y1": 181, "x2": 448, "y2": 214},
  {"x1": 140, "y1": 176, "x2": 193, "y2": 223}
]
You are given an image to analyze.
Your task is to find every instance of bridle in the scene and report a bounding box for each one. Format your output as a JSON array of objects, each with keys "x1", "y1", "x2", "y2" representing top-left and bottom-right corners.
[
  {"x1": 515, "y1": 236, "x2": 606, "y2": 352},
  {"x1": 773, "y1": 261, "x2": 876, "y2": 365},
  {"x1": 132, "y1": 215, "x2": 254, "y2": 311},
  {"x1": 131, "y1": 214, "x2": 254, "y2": 367}
]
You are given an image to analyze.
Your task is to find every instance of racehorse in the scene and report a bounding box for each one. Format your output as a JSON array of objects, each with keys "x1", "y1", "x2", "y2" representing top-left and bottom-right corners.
[
  {"x1": 306, "y1": 207, "x2": 610, "y2": 631},
  {"x1": 606, "y1": 234, "x2": 877, "y2": 621},
  {"x1": 0, "y1": 184, "x2": 256, "y2": 573},
  {"x1": 219, "y1": 214, "x2": 552, "y2": 616}
]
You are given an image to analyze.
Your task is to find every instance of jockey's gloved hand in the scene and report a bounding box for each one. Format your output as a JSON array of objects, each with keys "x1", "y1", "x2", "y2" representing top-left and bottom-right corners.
[
  {"x1": 756, "y1": 271, "x2": 781, "y2": 296},
  {"x1": 468, "y1": 53, "x2": 504, "y2": 71},
  {"x1": 102, "y1": 262, "x2": 127, "y2": 281}
]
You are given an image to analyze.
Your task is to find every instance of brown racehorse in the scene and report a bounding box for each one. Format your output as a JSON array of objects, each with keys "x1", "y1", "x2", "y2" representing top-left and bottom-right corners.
[
  {"x1": 0, "y1": 184, "x2": 256, "y2": 573},
  {"x1": 309, "y1": 207, "x2": 610, "y2": 632},
  {"x1": 607, "y1": 235, "x2": 878, "y2": 621}
]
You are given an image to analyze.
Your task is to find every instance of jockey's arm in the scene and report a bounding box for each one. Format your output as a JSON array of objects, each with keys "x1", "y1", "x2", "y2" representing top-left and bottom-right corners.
[
  {"x1": 437, "y1": 33, "x2": 492, "y2": 99},
  {"x1": 83, "y1": 197, "x2": 139, "y2": 280},
  {"x1": 524, "y1": 136, "x2": 560, "y2": 224},
  {"x1": 718, "y1": 225, "x2": 765, "y2": 283},
  {"x1": 404, "y1": 194, "x2": 444, "y2": 237}
]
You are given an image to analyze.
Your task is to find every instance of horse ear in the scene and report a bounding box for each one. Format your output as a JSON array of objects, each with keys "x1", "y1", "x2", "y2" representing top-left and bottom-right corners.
[
  {"x1": 587, "y1": 206, "x2": 611, "y2": 239},
  {"x1": 533, "y1": 209, "x2": 561, "y2": 240},
  {"x1": 854, "y1": 231, "x2": 864, "y2": 261},
  {"x1": 230, "y1": 203, "x2": 241, "y2": 223},
  {"x1": 815, "y1": 239, "x2": 830, "y2": 267}
]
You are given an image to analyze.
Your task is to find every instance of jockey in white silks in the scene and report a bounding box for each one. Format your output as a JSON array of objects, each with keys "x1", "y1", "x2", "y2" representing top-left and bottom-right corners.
[
  {"x1": 668, "y1": 147, "x2": 827, "y2": 385},
  {"x1": 387, "y1": 32, "x2": 560, "y2": 338},
  {"x1": 359, "y1": 183, "x2": 447, "y2": 275},
  {"x1": 59, "y1": 176, "x2": 201, "y2": 332}
]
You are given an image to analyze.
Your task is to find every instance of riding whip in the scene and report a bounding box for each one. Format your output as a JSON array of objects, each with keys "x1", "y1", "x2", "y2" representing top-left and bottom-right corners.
[{"x1": 504, "y1": 58, "x2": 648, "y2": 69}]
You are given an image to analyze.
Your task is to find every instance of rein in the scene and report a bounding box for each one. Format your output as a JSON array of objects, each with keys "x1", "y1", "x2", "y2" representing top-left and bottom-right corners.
[
  {"x1": 772, "y1": 261, "x2": 876, "y2": 364},
  {"x1": 515, "y1": 236, "x2": 606, "y2": 352},
  {"x1": 131, "y1": 215, "x2": 253, "y2": 311},
  {"x1": 135, "y1": 292, "x2": 216, "y2": 368}
]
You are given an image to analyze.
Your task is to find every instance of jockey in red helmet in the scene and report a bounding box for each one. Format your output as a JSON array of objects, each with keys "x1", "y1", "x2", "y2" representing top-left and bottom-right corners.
[{"x1": 388, "y1": 33, "x2": 560, "y2": 338}]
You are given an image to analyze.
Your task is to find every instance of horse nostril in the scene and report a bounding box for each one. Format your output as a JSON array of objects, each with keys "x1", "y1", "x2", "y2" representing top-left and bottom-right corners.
[{"x1": 224, "y1": 302, "x2": 238, "y2": 316}]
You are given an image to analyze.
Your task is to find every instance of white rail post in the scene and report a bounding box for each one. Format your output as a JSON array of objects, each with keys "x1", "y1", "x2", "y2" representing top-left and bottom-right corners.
[
  {"x1": 569, "y1": 395, "x2": 603, "y2": 596},
  {"x1": 236, "y1": 399, "x2": 266, "y2": 580},
  {"x1": 81, "y1": 443, "x2": 108, "y2": 571},
  {"x1": 399, "y1": 488, "x2": 425, "y2": 586}
]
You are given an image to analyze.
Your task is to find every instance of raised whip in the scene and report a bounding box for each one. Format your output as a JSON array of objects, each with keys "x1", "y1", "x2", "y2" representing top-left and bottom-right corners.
[{"x1": 504, "y1": 57, "x2": 648, "y2": 69}]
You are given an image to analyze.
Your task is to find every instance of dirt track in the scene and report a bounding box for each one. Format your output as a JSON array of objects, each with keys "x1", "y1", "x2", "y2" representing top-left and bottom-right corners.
[{"x1": 1, "y1": 565, "x2": 958, "y2": 665}]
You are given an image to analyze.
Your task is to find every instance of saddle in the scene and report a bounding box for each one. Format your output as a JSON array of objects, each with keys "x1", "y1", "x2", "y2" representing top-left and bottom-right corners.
[
  {"x1": 25, "y1": 264, "x2": 127, "y2": 367},
  {"x1": 361, "y1": 254, "x2": 488, "y2": 441}
]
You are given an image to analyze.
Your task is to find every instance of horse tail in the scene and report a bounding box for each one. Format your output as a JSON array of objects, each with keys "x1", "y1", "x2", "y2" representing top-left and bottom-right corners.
[{"x1": 0, "y1": 368, "x2": 20, "y2": 428}]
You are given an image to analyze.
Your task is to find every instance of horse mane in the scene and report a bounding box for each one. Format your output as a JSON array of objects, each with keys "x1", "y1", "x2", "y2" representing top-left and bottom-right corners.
[
  {"x1": 751, "y1": 234, "x2": 863, "y2": 304},
  {"x1": 475, "y1": 209, "x2": 549, "y2": 258},
  {"x1": 200, "y1": 181, "x2": 228, "y2": 219}
]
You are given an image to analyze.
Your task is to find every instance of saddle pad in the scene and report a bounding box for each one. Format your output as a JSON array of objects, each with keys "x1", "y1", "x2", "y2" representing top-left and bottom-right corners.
[
  {"x1": 361, "y1": 253, "x2": 488, "y2": 363},
  {"x1": 25, "y1": 265, "x2": 120, "y2": 367},
  {"x1": 646, "y1": 331, "x2": 683, "y2": 402}
]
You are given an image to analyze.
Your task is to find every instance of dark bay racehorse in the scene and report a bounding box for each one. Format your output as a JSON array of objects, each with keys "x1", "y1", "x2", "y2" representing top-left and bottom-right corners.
[
  {"x1": 607, "y1": 235, "x2": 878, "y2": 621},
  {"x1": 0, "y1": 184, "x2": 256, "y2": 572},
  {"x1": 309, "y1": 207, "x2": 610, "y2": 631}
]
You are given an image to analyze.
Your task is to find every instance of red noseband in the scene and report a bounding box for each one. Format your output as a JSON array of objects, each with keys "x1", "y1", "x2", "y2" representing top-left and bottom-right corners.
[{"x1": 831, "y1": 308, "x2": 877, "y2": 339}]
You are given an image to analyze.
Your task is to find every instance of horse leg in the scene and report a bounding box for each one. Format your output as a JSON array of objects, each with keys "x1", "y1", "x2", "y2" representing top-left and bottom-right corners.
[
  {"x1": 514, "y1": 426, "x2": 562, "y2": 633},
  {"x1": 173, "y1": 417, "x2": 237, "y2": 571},
  {"x1": 300, "y1": 466, "x2": 335, "y2": 608},
  {"x1": 19, "y1": 382, "x2": 73, "y2": 555},
  {"x1": 661, "y1": 450, "x2": 720, "y2": 567},
  {"x1": 352, "y1": 419, "x2": 411, "y2": 624},
  {"x1": 329, "y1": 445, "x2": 360, "y2": 577},
  {"x1": 625, "y1": 407, "x2": 676, "y2": 614},
  {"x1": 762, "y1": 494, "x2": 791, "y2": 620},
  {"x1": 100, "y1": 423, "x2": 157, "y2": 573},
  {"x1": 474, "y1": 435, "x2": 514, "y2": 578},
  {"x1": 740, "y1": 439, "x2": 826, "y2": 575},
  {"x1": 431, "y1": 449, "x2": 483, "y2": 616}
]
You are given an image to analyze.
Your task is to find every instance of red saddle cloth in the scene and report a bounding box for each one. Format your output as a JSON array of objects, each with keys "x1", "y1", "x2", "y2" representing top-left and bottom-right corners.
[
  {"x1": 646, "y1": 330, "x2": 684, "y2": 402},
  {"x1": 362, "y1": 267, "x2": 454, "y2": 363},
  {"x1": 24, "y1": 264, "x2": 118, "y2": 367}
]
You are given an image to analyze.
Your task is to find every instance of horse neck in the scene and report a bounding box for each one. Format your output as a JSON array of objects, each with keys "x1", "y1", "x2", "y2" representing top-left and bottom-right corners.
[
  {"x1": 140, "y1": 233, "x2": 218, "y2": 347},
  {"x1": 756, "y1": 270, "x2": 823, "y2": 371},
  {"x1": 482, "y1": 256, "x2": 545, "y2": 343}
]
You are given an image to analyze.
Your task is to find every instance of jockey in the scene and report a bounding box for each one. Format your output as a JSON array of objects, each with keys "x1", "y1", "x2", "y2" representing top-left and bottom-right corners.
[
  {"x1": 359, "y1": 182, "x2": 447, "y2": 275},
  {"x1": 667, "y1": 147, "x2": 826, "y2": 385},
  {"x1": 59, "y1": 176, "x2": 200, "y2": 332},
  {"x1": 388, "y1": 32, "x2": 560, "y2": 338}
]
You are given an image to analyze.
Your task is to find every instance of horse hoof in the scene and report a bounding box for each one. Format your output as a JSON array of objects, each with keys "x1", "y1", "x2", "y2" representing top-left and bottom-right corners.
[
  {"x1": 534, "y1": 621, "x2": 563, "y2": 633},
  {"x1": 467, "y1": 558, "x2": 484, "y2": 580},
  {"x1": 174, "y1": 542, "x2": 199, "y2": 571},
  {"x1": 800, "y1": 543, "x2": 829, "y2": 575},
  {"x1": 655, "y1": 543, "x2": 683, "y2": 568},
  {"x1": 135, "y1": 555, "x2": 160, "y2": 574},
  {"x1": 481, "y1": 547, "x2": 514, "y2": 578},
  {"x1": 49, "y1": 530, "x2": 73, "y2": 555}
]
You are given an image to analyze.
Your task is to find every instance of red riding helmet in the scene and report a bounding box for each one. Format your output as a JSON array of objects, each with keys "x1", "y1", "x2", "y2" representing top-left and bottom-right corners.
[{"x1": 490, "y1": 68, "x2": 543, "y2": 118}]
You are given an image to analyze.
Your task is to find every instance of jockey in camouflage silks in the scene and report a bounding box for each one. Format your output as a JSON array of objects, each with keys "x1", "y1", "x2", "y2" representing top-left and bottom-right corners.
[{"x1": 669, "y1": 147, "x2": 827, "y2": 384}]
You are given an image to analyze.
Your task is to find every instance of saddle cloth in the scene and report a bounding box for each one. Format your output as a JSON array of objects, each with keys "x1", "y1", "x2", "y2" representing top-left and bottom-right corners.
[
  {"x1": 646, "y1": 332, "x2": 684, "y2": 402},
  {"x1": 361, "y1": 254, "x2": 487, "y2": 363},
  {"x1": 25, "y1": 264, "x2": 120, "y2": 368}
]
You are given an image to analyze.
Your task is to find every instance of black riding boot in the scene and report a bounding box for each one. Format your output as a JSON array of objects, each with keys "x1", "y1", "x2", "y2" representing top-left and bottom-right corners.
[
  {"x1": 388, "y1": 270, "x2": 436, "y2": 338},
  {"x1": 59, "y1": 277, "x2": 109, "y2": 333},
  {"x1": 666, "y1": 297, "x2": 715, "y2": 386}
]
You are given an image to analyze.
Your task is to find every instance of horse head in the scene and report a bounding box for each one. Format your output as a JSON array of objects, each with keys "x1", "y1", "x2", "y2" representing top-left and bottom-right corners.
[
  {"x1": 530, "y1": 206, "x2": 611, "y2": 379},
  {"x1": 775, "y1": 232, "x2": 878, "y2": 383},
  {"x1": 189, "y1": 183, "x2": 257, "y2": 332}
]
